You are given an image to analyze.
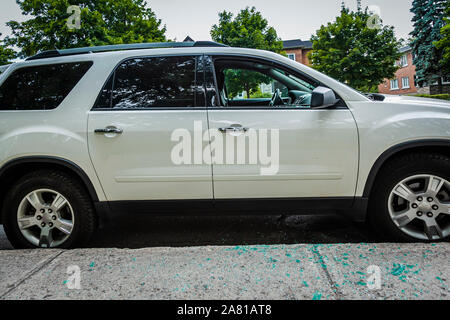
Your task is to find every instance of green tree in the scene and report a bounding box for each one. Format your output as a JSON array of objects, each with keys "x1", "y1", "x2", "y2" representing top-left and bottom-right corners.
[
  {"x1": 434, "y1": 2, "x2": 450, "y2": 76},
  {"x1": 410, "y1": 0, "x2": 447, "y2": 93},
  {"x1": 210, "y1": 7, "x2": 283, "y2": 98},
  {"x1": 224, "y1": 69, "x2": 271, "y2": 99},
  {"x1": 210, "y1": 7, "x2": 283, "y2": 52},
  {"x1": 6, "y1": 0, "x2": 167, "y2": 58},
  {"x1": 0, "y1": 34, "x2": 16, "y2": 65},
  {"x1": 308, "y1": 7, "x2": 402, "y2": 92}
]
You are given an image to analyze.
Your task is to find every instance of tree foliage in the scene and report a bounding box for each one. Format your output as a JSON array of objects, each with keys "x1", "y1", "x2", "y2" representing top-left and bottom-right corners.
[
  {"x1": 210, "y1": 7, "x2": 283, "y2": 52},
  {"x1": 6, "y1": 0, "x2": 167, "y2": 58},
  {"x1": 410, "y1": 0, "x2": 447, "y2": 90},
  {"x1": 224, "y1": 69, "x2": 271, "y2": 99},
  {"x1": 0, "y1": 34, "x2": 16, "y2": 66},
  {"x1": 211, "y1": 7, "x2": 282, "y2": 98},
  {"x1": 434, "y1": 1, "x2": 450, "y2": 76},
  {"x1": 308, "y1": 7, "x2": 402, "y2": 92}
]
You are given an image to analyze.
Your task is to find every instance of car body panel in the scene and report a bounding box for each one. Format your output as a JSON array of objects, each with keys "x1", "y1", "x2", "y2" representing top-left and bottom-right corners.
[
  {"x1": 87, "y1": 110, "x2": 213, "y2": 200},
  {"x1": 208, "y1": 109, "x2": 359, "y2": 199},
  {"x1": 347, "y1": 100, "x2": 450, "y2": 196},
  {"x1": 0, "y1": 58, "x2": 108, "y2": 201}
]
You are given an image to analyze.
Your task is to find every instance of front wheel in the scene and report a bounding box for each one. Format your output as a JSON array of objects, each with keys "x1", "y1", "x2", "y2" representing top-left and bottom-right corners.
[
  {"x1": 369, "y1": 153, "x2": 450, "y2": 242},
  {"x1": 2, "y1": 170, "x2": 97, "y2": 248}
]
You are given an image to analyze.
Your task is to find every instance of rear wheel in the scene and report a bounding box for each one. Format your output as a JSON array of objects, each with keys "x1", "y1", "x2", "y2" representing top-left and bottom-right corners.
[
  {"x1": 2, "y1": 170, "x2": 97, "y2": 248},
  {"x1": 369, "y1": 153, "x2": 450, "y2": 241}
]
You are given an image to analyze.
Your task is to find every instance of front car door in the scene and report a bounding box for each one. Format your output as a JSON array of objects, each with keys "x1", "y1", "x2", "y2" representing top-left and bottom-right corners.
[
  {"x1": 205, "y1": 55, "x2": 359, "y2": 207},
  {"x1": 88, "y1": 55, "x2": 213, "y2": 202}
]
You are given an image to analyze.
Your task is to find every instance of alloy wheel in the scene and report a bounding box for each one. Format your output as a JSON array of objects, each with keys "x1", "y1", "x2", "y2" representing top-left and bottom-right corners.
[
  {"x1": 388, "y1": 174, "x2": 450, "y2": 241},
  {"x1": 16, "y1": 189, "x2": 75, "y2": 248}
]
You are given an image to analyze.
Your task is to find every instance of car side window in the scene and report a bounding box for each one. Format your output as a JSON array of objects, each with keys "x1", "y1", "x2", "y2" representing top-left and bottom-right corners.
[
  {"x1": 224, "y1": 68, "x2": 289, "y2": 100},
  {"x1": 94, "y1": 56, "x2": 203, "y2": 109},
  {"x1": 0, "y1": 62, "x2": 93, "y2": 111},
  {"x1": 209, "y1": 58, "x2": 321, "y2": 109}
]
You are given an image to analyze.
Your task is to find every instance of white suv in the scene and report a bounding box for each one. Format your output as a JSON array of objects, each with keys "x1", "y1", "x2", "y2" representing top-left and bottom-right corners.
[{"x1": 0, "y1": 41, "x2": 449, "y2": 248}]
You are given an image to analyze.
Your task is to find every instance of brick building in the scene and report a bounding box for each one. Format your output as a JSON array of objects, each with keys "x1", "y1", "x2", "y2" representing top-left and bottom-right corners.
[
  {"x1": 282, "y1": 39, "x2": 313, "y2": 66},
  {"x1": 378, "y1": 46, "x2": 419, "y2": 95}
]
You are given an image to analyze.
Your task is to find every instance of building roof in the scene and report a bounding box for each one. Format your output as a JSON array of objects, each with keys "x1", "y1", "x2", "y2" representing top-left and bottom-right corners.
[
  {"x1": 183, "y1": 36, "x2": 194, "y2": 42},
  {"x1": 282, "y1": 39, "x2": 313, "y2": 49},
  {"x1": 399, "y1": 45, "x2": 412, "y2": 53}
]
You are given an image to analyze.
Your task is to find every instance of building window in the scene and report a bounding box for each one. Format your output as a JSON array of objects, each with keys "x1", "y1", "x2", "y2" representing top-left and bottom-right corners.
[
  {"x1": 390, "y1": 79, "x2": 399, "y2": 90},
  {"x1": 400, "y1": 54, "x2": 408, "y2": 67},
  {"x1": 402, "y1": 77, "x2": 410, "y2": 89},
  {"x1": 430, "y1": 76, "x2": 450, "y2": 85},
  {"x1": 287, "y1": 53, "x2": 296, "y2": 61}
]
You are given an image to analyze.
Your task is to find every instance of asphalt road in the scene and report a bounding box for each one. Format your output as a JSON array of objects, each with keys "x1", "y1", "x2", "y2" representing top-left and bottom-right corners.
[
  {"x1": 1, "y1": 214, "x2": 449, "y2": 300},
  {"x1": 0, "y1": 213, "x2": 374, "y2": 250}
]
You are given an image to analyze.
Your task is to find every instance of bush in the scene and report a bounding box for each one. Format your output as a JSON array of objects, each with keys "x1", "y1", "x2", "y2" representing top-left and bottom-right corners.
[{"x1": 414, "y1": 94, "x2": 450, "y2": 101}]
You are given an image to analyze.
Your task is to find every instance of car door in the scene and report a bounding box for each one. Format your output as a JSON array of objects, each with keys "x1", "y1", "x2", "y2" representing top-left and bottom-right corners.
[
  {"x1": 88, "y1": 55, "x2": 213, "y2": 201},
  {"x1": 205, "y1": 56, "x2": 359, "y2": 201}
]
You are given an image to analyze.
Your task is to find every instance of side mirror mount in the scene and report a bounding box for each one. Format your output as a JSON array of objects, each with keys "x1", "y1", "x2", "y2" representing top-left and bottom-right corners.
[
  {"x1": 310, "y1": 86, "x2": 339, "y2": 109},
  {"x1": 366, "y1": 93, "x2": 385, "y2": 101}
]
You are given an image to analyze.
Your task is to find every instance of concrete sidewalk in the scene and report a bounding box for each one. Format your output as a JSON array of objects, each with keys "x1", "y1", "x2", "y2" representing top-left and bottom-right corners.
[{"x1": 0, "y1": 243, "x2": 449, "y2": 300}]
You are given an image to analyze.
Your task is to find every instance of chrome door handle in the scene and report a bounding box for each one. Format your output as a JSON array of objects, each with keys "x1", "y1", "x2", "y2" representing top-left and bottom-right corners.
[
  {"x1": 218, "y1": 126, "x2": 249, "y2": 133},
  {"x1": 94, "y1": 126, "x2": 123, "y2": 134}
]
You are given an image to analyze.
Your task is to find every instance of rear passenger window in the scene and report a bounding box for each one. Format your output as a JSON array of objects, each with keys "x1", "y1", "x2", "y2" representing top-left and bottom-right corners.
[
  {"x1": 94, "y1": 56, "x2": 200, "y2": 109},
  {"x1": 0, "y1": 62, "x2": 93, "y2": 110}
]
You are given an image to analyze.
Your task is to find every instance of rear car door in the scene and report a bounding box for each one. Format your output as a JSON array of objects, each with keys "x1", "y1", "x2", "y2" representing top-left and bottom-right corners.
[{"x1": 88, "y1": 55, "x2": 213, "y2": 201}]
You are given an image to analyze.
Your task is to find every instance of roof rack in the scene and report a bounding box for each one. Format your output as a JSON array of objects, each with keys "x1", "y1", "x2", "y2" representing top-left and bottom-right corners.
[{"x1": 26, "y1": 41, "x2": 228, "y2": 61}]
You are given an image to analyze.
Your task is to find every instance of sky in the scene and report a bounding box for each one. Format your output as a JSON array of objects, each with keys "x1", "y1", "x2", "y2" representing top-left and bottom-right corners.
[{"x1": 0, "y1": 0, "x2": 414, "y2": 43}]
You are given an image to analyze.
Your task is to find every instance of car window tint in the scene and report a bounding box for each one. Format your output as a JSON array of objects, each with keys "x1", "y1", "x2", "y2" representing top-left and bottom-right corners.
[
  {"x1": 108, "y1": 56, "x2": 197, "y2": 109},
  {"x1": 0, "y1": 62, "x2": 93, "y2": 110}
]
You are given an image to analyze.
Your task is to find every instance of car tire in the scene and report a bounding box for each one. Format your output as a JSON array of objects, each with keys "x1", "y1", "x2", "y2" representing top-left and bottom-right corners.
[
  {"x1": 2, "y1": 170, "x2": 97, "y2": 249},
  {"x1": 368, "y1": 152, "x2": 450, "y2": 242}
]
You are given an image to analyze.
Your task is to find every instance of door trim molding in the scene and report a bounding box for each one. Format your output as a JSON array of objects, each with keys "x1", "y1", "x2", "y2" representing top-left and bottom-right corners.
[
  {"x1": 213, "y1": 173, "x2": 343, "y2": 181},
  {"x1": 102, "y1": 196, "x2": 354, "y2": 215},
  {"x1": 115, "y1": 175, "x2": 212, "y2": 183}
]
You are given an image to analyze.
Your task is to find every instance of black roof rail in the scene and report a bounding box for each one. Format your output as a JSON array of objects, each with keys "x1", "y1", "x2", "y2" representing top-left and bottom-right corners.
[{"x1": 26, "y1": 41, "x2": 228, "y2": 61}]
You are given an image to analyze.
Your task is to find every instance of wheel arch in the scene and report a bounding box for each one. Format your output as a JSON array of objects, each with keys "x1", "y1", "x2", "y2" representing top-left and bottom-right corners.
[
  {"x1": 0, "y1": 156, "x2": 99, "y2": 223},
  {"x1": 363, "y1": 139, "x2": 450, "y2": 199}
]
